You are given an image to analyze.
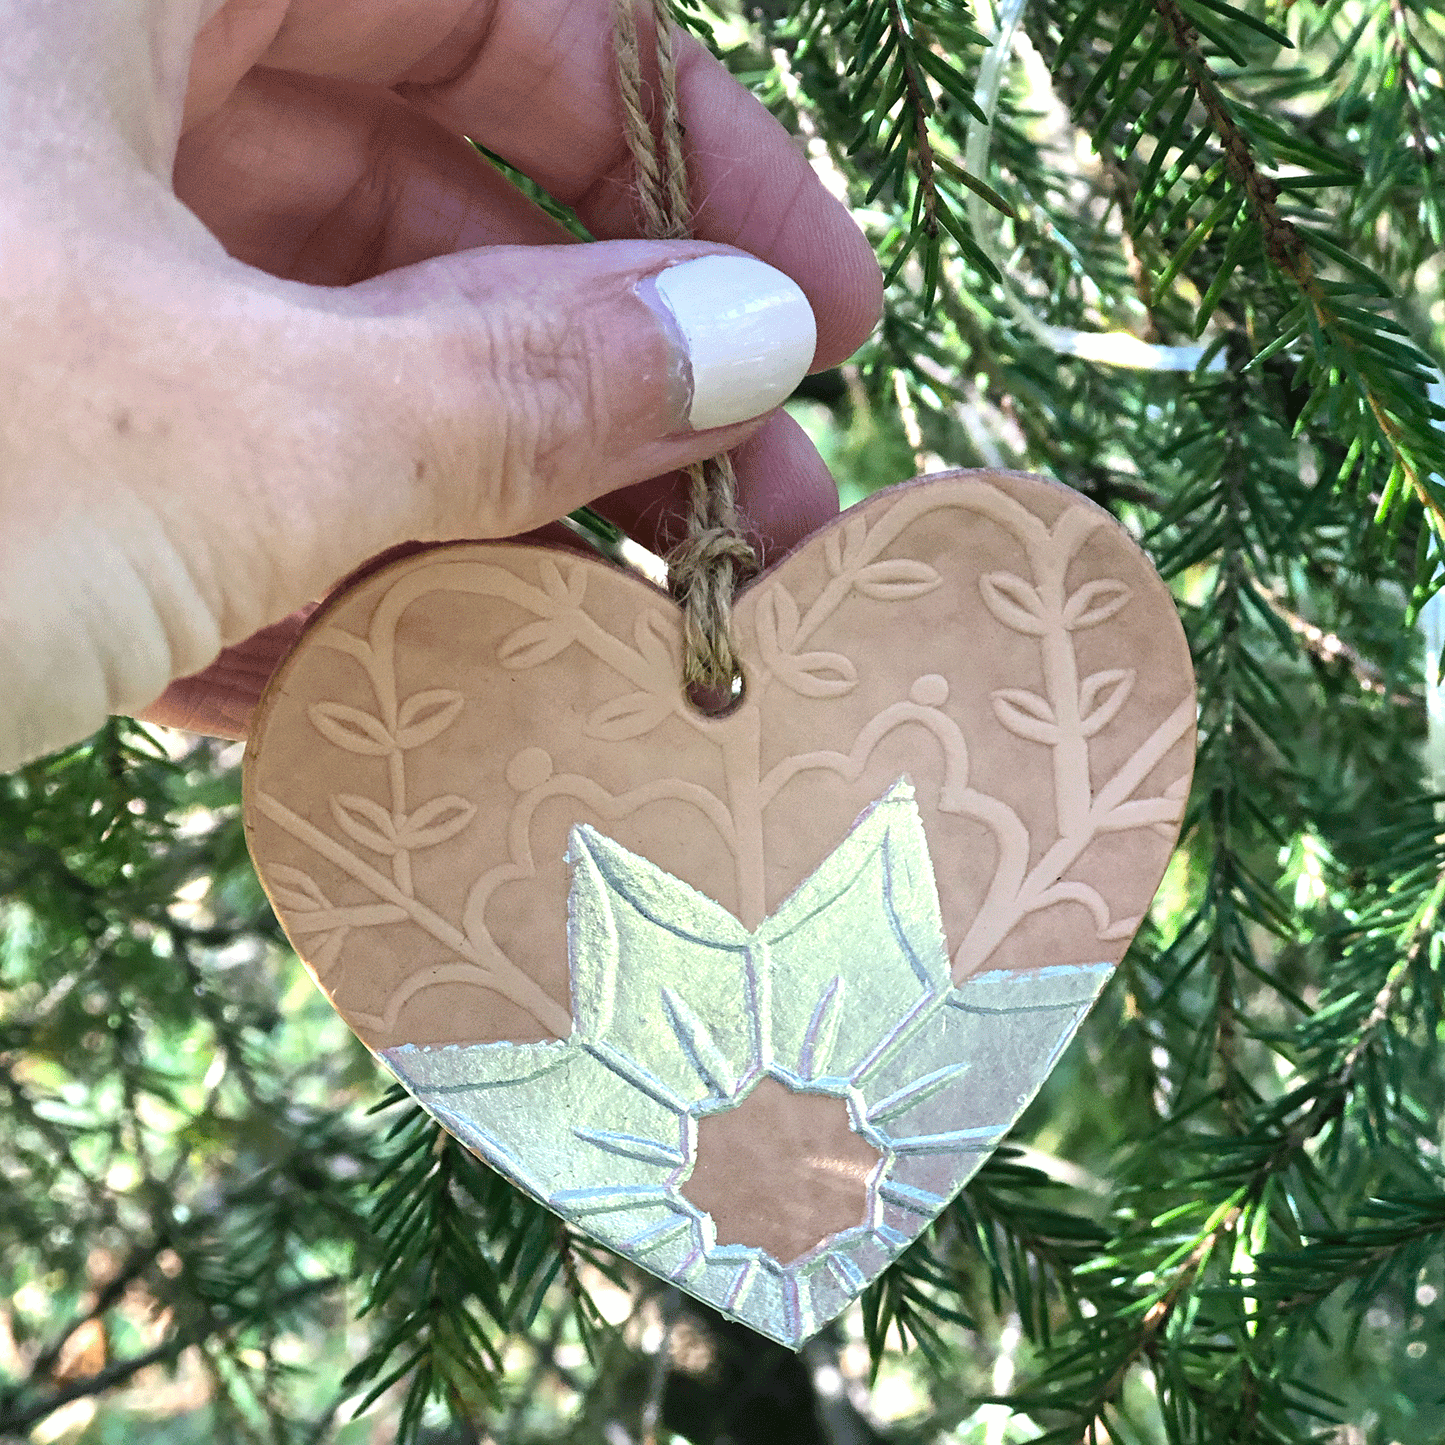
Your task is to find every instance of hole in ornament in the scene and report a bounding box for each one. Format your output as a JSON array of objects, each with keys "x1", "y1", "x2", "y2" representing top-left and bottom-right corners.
[
  {"x1": 685, "y1": 666, "x2": 746, "y2": 718},
  {"x1": 680, "y1": 1077, "x2": 882, "y2": 1265}
]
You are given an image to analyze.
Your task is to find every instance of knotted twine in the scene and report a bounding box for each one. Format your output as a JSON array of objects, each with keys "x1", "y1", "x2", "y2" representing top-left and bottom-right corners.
[{"x1": 611, "y1": 0, "x2": 759, "y2": 695}]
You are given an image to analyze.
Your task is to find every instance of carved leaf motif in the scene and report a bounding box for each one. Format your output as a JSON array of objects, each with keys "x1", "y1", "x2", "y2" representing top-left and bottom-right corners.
[
  {"x1": 992, "y1": 688, "x2": 1060, "y2": 744},
  {"x1": 633, "y1": 613, "x2": 673, "y2": 674},
  {"x1": 498, "y1": 618, "x2": 575, "y2": 669},
  {"x1": 980, "y1": 572, "x2": 1047, "y2": 635},
  {"x1": 311, "y1": 929, "x2": 348, "y2": 976},
  {"x1": 823, "y1": 514, "x2": 869, "y2": 576},
  {"x1": 395, "y1": 795, "x2": 477, "y2": 850},
  {"x1": 1100, "y1": 915, "x2": 1143, "y2": 940},
  {"x1": 774, "y1": 651, "x2": 859, "y2": 699},
  {"x1": 268, "y1": 864, "x2": 332, "y2": 914},
  {"x1": 1063, "y1": 578, "x2": 1132, "y2": 630},
  {"x1": 585, "y1": 691, "x2": 674, "y2": 742},
  {"x1": 853, "y1": 558, "x2": 942, "y2": 601},
  {"x1": 756, "y1": 586, "x2": 800, "y2": 658},
  {"x1": 538, "y1": 556, "x2": 585, "y2": 605},
  {"x1": 1079, "y1": 669, "x2": 1136, "y2": 737},
  {"x1": 395, "y1": 689, "x2": 465, "y2": 750},
  {"x1": 308, "y1": 702, "x2": 395, "y2": 755},
  {"x1": 330, "y1": 794, "x2": 399, "y2": 853}
]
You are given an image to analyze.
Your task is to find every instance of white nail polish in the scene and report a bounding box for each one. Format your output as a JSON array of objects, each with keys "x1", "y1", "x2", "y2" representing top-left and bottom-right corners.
[{"x1": 647, "y1": 255, "x2": 817, "y2": 431}]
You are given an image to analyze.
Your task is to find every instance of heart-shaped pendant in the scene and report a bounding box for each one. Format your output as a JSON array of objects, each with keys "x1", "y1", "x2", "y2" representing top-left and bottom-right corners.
[{"x1": 243, "y1": 469, "x2": 1195, "y2": 1346}]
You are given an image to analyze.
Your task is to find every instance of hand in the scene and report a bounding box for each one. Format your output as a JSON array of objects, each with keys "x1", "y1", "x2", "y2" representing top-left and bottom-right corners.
[{"x1": 0, "y1": 0, "x2": 881, "y2": 769}]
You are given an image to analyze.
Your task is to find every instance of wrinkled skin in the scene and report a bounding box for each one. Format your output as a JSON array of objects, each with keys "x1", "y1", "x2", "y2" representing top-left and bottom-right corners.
[{"x1": 0, "y1": 0, "x2": 881, "y2": 762}]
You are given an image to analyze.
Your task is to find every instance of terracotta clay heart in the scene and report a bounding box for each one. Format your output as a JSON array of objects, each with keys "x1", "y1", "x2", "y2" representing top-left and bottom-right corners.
[{"x1": 243, "y1": 469, "x2": 1195, "y2": 1345}]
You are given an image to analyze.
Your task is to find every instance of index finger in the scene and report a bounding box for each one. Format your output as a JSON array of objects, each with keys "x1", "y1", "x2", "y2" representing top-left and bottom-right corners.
[{"x1": 262, "y1": 0, "x2": 883, "y2": 369}]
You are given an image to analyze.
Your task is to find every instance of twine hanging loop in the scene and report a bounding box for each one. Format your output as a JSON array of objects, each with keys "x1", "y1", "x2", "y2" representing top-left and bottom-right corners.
[{"x1": 611, "y1": 0, "x2": 760, "y2": 694}]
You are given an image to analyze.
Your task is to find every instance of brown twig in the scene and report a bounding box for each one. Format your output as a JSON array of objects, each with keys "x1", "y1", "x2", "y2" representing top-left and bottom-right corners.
[
  {"x1": 1147, "y1": 0, "x2": 1308, "y2": 278},
  {"x1": 1387, "y1": 0, "x2": 1437, "y2": 170},
  {"x1": 1079, "y1": 1203, "x2": 1244, "y2": 1439},
  {"x1": 886, "y1": 0, "x2": 939, "y2": 247},
  {"x1": 1247, "y1": 579, "x2": 1403, "y2": 701},
  {"x1": 1149, "y1": 0, "x2": 1445, "y2": 539},
  {"x1": 0, "y1": 1278, "x2": 340, "y2": 1437}
]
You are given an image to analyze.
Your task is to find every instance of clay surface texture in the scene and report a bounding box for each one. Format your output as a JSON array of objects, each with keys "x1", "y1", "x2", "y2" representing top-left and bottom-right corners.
[{"x1": 243, "y1": 470, "x2": 1197, "y2": 1345}]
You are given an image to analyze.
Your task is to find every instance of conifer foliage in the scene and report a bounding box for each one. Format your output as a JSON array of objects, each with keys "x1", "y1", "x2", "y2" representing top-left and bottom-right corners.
[{"x1": 3, "y1": 1, "x2": 1444, "y2": 1440}]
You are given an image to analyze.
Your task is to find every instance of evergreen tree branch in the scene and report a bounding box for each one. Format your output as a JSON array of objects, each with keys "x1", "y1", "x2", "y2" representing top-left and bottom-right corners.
[
  {"x1": 887, "y1": 0, "x2": 939, "y2": 250},
  {"x1": 0, "y1": 1276, "x2": 340, "y2": 1437},
  {"x1": 1148, "y1": 0, "x2": 1445, "y2": 537},
  {"x1": 1387, "y1": 0, "x2": 1438, "y2": 169},
  {"x1": 1147, "y1": 0, "x2": 1307, "y2": 275}
]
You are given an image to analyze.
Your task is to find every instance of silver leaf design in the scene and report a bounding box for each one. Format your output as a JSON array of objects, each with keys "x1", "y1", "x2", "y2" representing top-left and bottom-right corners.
[{"x1": 383, "y1": 781, "x2": 1112, "y2": 1348}]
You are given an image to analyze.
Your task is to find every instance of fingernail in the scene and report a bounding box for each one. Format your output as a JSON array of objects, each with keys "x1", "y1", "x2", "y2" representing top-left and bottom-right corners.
[{"x1": 642, "y1": 255, "x2": 817, "y2": 431}]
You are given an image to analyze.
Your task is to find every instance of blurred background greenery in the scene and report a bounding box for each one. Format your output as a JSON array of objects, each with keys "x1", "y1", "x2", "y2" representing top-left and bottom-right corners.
[{"x1": 3, "y1": 0, "x2": 1445, "y2": 1440}]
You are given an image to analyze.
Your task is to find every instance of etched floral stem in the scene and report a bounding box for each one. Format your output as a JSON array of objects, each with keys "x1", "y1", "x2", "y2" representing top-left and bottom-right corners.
[
  {"x1": 785, "y1": 486, "x2": 1058, "y2": 665},
  {"x1": 718, "y1": 704, "x2": 767, "y2": 926},
  {"x1": 952, "y1": 698, "x2": 1194, "y2": 973},
  {"x1": 257, "y1": 791, "x2": 573, "y2": 1037},
  {"x1": 1035, "y1": 557, "x2": 1092, "y2": 839},
  {"x1": 387, "y1": 748, "x2": 413, "y2": 895}
]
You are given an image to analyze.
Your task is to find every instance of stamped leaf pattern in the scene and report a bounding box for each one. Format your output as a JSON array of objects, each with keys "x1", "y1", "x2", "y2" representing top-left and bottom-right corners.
[
  {"x1": 397, "y1": 796, "x2": 478, "y2": 849},
  {"x1": 586, "y1": 691, "x2": 675, "y2": 742},
  {"x1": 266, "y1": 864, "x2": 406, "y2": 976},
  {"x1": 307, "y1": 702, "x2": 395, "y2": 755},
  {"x1": 498, "y1": 617, "x2": 577, "y2": 670},
  {"x1": 396, "y1": 689, "x2": 465, "y2": 750},
  {"x1": 979, "y1": 572, "x2": 1047, "y2": 634},
  {"x1": 757, "y1": 585, "x2": 858, "y2": 699},
  {"x1": 1063, "y1": 578, "x2": 1132, "y2": 629},
  {"x1": 1079, "y1": 669, "x2": 1136, "y2": 735},
  {"x1": 330, "y1": 794, "x2": 399, "y2": 853},
  {"x1": 991, "y1": 688, "x2": 1059, "y2": 744},
  {"x1": 822, "y1": 514, "x2": 869, "y2": 578},
  {"x1": 852, "y1": 558, "x2": 941, "y2": 601},
  {"x1": 256, "y1": 491, "x2": 1192, "y2": 1038},
  {"x1": 249, "y1": 477, "x2": 1196, "y2": 1348}
]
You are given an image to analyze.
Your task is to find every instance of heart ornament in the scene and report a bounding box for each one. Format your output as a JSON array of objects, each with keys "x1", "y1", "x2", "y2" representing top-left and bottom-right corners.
[{"x1": 243, "y1": 469, "x2": 1195, "y2": 1346}]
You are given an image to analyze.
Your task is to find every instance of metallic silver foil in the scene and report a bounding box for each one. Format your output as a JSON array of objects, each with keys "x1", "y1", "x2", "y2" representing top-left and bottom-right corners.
[{"x1": 384, "y1": 780, "x2": 1108, "y2": 1347}]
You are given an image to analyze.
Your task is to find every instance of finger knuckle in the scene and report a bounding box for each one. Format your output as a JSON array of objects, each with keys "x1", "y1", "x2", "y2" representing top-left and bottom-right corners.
[{"x1": 452, "y1": 307, "x2": 606, "y2": 532}]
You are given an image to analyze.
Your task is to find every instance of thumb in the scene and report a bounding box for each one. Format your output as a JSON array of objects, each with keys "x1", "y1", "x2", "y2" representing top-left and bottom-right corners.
[{"x1": 334, "y1": 240, "x2": 818, "y2": 544}]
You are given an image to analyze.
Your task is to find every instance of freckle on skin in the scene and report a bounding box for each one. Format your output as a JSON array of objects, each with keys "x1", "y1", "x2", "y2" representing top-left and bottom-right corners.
[
  {"x1": 113, "y1": 410, "x2": 132, "y2": 435},
  {"x1": 414, "y1": 459, "x2": 426, "y2": 481}
]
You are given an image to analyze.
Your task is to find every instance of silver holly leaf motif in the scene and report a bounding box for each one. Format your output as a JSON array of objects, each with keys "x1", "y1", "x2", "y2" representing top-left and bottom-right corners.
[{"x1": 383, "y1": 779, "x2": 1109, "y2": 1347}]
